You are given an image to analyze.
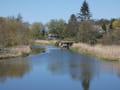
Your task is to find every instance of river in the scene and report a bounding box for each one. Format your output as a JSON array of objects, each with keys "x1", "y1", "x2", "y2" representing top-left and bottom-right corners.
[{"x1": 0, "y1": 45, "x2": 120, "y2": 90}]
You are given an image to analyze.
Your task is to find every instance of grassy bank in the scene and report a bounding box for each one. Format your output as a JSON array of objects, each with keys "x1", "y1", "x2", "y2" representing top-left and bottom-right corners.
[
  {"x1": 70, "y1": 43, "x2": 120, "y2": 61},
  {"x1": 34, "y1": 40, "x2": 58, "y2": 46},
  {"x1": 34, "y1": 42, "x2": 55, "y2": 46},
  {"x1": 0, "y1": 46, "x2": 31, "y2": 60}
]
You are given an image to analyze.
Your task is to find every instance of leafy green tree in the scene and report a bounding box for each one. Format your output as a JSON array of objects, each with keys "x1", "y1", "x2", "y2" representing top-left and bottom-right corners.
[
  {"x1": 47, "y1": 19, "x2": 66, "y2": 38},
  {"x1": 31, "y1": 22, "x2": 42, "y2": 39},
  {"x1": 78, "y1": 0, "x2": 91, "y2": 20},
  {"x1": 112, "y1": 19, "x2": 120, "y2": 30}
]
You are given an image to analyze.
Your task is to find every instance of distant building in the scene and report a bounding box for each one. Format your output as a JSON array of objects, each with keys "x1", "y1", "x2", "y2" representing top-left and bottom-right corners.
[{"x1": 48, "y1": 34, "x2": 60, "y2": 40}]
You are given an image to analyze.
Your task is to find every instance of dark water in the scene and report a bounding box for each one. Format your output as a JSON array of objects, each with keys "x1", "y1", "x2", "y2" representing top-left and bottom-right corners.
[{"x1": 0, "y1": 45, "x2": 120, "y2": 90}]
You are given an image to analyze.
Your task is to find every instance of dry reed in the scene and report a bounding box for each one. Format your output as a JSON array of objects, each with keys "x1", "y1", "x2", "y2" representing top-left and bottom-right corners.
[{"x1": 72, "y1": 43, "x2": 120, "y2": 60}]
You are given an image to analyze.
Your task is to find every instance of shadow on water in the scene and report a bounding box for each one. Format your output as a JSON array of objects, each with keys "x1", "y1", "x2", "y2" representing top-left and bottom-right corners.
[{"x1": 0, "y1": 45, "x2": 120, "y2": 90}]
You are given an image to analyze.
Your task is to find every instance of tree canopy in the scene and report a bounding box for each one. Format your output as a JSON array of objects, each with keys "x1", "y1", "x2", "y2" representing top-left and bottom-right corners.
[
  {"x1": 112, "y1": 19, "x2": 120, "y2": 30},
  {"x1": 47, "y1": 19, "x2": 66, "y2": 38},
  {"x1": 78, "y1": 0, "x2": 91, "y2": 20},
  {"x1": 65, "y1": 14, "x2": 79, "y2": 38},
  {"x1": 0, "y1": 16, "x2": 33, "y2": 47}
]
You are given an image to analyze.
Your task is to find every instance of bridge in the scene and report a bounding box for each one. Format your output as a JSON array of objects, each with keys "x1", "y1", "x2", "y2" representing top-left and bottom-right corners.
[{"x1": 55, "y1": 41, "x2": 74, "y2": 49}]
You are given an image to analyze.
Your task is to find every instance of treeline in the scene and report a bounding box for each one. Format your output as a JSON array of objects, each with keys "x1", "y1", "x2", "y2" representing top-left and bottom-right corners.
[
  {"x1": 0, "y1": 14, "x2": 46, "y2": 47},
  {"x1": 0, "y1": 15, "x2": 32, "y2": 47},
  {"x1": 0, "y1": 0, "x2": 120, "y2": 47},
  {"x1": 46, "y1": 1, "x2": 120, "y2": 45}
]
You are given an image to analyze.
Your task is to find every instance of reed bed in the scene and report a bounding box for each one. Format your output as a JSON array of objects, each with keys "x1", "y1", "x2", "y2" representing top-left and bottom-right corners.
[
  {"x1": 34, "y1": 40, "x2": 57, "y2": 45},
  {"x1": 72, "y1": 43, "x2": 120, "y2": 60}
]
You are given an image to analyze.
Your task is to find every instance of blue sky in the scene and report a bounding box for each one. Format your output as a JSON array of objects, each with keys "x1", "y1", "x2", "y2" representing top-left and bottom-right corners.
[{"x1": 0, "y1": 0, "x2": 120, "y2": 24}]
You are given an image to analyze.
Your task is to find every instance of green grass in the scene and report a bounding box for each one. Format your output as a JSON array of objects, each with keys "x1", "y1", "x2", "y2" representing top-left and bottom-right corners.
[{"x1": 69, "y1": 47, "x2": 79, "y2": 52}]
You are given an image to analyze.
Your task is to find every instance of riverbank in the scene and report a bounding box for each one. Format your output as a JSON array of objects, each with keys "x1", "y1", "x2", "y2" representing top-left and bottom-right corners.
[
  {"x1": 70, "y1": 43, "x2": 120, "y2": 61},
  {"x1": 34, "y1": 40, "x2": 58, "y2": 46},
  {"x1": 0, "y1": 45, "x2": 31, "y2": 59}
]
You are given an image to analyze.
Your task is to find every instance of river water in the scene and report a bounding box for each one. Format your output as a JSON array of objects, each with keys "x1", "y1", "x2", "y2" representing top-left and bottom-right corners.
[{"x1": 0, "y1": 45, "x2": 120, "y2": 90}]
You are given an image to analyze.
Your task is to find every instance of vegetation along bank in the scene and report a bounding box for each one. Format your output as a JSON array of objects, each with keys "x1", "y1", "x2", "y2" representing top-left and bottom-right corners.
[{"x1": 70, "y1": 43, "x2": 120, "y2": 61}]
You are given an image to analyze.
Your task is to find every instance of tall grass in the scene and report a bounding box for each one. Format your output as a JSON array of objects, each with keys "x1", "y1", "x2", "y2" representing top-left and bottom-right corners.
[
  {"x1": 72, "y1": 43, "x2": 120, "y2": 60},
  {"x1": 34, "y1": 40, "x2": 57, "y2": 46}
]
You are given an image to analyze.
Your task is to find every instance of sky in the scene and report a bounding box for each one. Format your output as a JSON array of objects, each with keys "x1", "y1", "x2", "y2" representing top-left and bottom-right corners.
[{"x1": 0, "y1": 0, "x2": 120, "y2": 24}]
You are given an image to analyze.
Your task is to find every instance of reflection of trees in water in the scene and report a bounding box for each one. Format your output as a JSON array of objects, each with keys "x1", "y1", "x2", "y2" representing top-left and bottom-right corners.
[
  {"x1": 69, "y1": 55, "x2": 99, "y2": 90},
  {"x1": 47, "y1": 50, "x2": 120, "y2": 90},
  {"x1": 47, "y1": 49, "x2": 74, "y2": 75},
  {"x1": 101, "y1": 61, "x2": 120, "y2": 77},
  {"x1": 46, "y1": 50, "x2": 99, "y2": 90},
  {"x1": 31, "y1": 47, "x2": 45, "y2": 55},
  {"x1": 0, "y1": 60, "x2": 31, "y2": 83}
]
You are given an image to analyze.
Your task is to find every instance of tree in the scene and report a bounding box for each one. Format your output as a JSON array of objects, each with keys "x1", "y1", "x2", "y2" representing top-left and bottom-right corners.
[
  {"x1": 16, "y1": 13, "x2": 22, "y2": 22},
  {"x1": 31, "y1": 22, "x2": 42, "y2": 39},
  {"x1": 0, "y1": 16, "x2": 33, "y2": 47},
  {"x1": 77, "y1": 21, "x2": 99, "y2": 45},
  {"x1": 112, "y1": 19, "x2": 120, "y2": 30},
  {"x1": 95, "y1": 19, "x2": 109, "y2": 25},
  {"x1": 101, "y1": 19, "x2": 120, "y2": 45},
  {"x1": 102, "y1": 23, "x2": 107, "y2": 33},
  {"x1": 0, "y1": 17, "x2": 6, "y2": 47},
  {"x1": 65, "y1": 14, "x2": 79, "y2": 38},
  {"x1": 47, "y1": 19, "x2": 66, "y2": 38},
  {"x1": 109, "y1": 19, "x2": 115, "y2": 29},
  {"x1": 78, "y1": 0, "x2": 91, "y2": 21}
]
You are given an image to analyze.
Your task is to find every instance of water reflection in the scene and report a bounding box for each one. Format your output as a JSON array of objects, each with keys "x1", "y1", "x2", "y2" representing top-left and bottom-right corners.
[
  {"x1": 31, "y1": 45, "x2": 45, "y2": 54},
  {"x1": 45, "y1": 49, "x2": 100, "y2": 90},
  {"x1": 69, "y1": 56, "x2": 98, "y2": 90},
  {"x1": 0, "y1": 46, "x2": 120, "y2": 90},
  {"x1": 0, "y1": 59, "x2": 30, "y2": 83},
  {"x1": 101, "y1": 61, "x2": 120, "y2": 77},
  {"x1": 0, "y1": 46, "x2": 45, "y2": 83},
  {"x1": 41, "y1": 47, "x2": 120, "y2": 90}
]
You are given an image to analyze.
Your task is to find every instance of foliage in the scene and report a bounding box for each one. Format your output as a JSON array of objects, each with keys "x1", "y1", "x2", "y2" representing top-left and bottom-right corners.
[
  {"x1": 102, "y1": 23, "x2": 107, "y2": 33},
  {"x1": 0, "y1": 16, "x2": 33, "y2": 47},
  {"x1": 95, "y1": 19, "x2": 109, "y2": 25},
  {"x1": 109, "y1": 19, "x2": 115, "y2": 29},
  {"x1": 112, "y1": 19, "x2": 120, "y2": 30},
  {"x1": 31, "y1": 22, "x2": 42, "y2": 39},
  {"x1": 65, "y1": 14, "x2": 79, "y2": 38},
  {"x1": 32, "y1": 22, "x2": 46, "y2": 40},
  {"x1": 46, "y1": 19, "x2": 66, "y2": 38},
  {"x1": 102, "y1": 30, "x2": 120, "y2": 45},
  {"x1": 76, "y1": 20, "x2": 99, "y2": 45},
  {"x1": 78, "y1": 0, "x2": 91, "y2": 20}
]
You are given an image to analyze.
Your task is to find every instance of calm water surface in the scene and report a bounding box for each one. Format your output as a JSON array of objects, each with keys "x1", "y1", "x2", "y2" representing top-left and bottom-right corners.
[{"x1": 0, "y1": 45, "x2": 120, "y2": 90}]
